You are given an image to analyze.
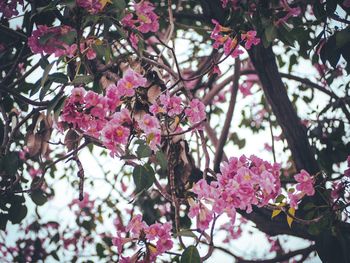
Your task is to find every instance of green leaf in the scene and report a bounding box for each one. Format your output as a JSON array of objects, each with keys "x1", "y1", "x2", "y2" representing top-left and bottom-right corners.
[
  {"x1": 8, "y1": 204, "x2": 27, "y2": 224},
  {"x1": 41, "y1": 62, "x2": 54, "y2": 89},
  {"x1": 48, "y1": 73, "x2": 68, "y2": 84},
  {"x1": 180, "y1": 246, "x2": 200, "y2": 263},
  {"x1": 265, "y1": 24, "x2": 277, "y2": 43},
  {"x1": 72, "y1": 75, "x2": 94, "y2": 84},
  {"x1": 132, "y1": 164, "x2": 155, "y2": 193},
  {"x1": 31, "y1": 189, "x2": 48, "y2": 206},
  {"x1": 0, "y1": 213, "x2": 8, "y2": 231},
  {"x1": 51, "y1": 251, "x2": 60, "y2": 261},
  {"x1": 136, "y1": 143, "x2": 152, "y2": 158},
  {"x1": 156, "y1": 151, "x2": 168, "y2": 171},
  {"x1": 275, "y1": 194, "x2": 285, "y2": 203},
  {"x1": 0, "y1": 152, "x2": 20, "y2": 177},
  {"x1": 175, "y1": 230, "x2": 197, "y2": 239},
  {"x1": 96, "y1": 243, "x2": 105, "y2": 258}
]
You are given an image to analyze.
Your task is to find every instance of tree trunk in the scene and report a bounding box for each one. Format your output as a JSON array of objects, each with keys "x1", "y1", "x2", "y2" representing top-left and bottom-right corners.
[{"x1": 248, "y1": 44, "x2": 319, "y2": 174}]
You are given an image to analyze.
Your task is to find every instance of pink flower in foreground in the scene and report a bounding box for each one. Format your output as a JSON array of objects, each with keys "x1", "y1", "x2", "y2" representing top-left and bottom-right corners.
[
  {"x1": 191, "y1": 155, "x2": 281, "y2": 225},
  {"x1": 294, "y1": 170, "x2": 315, "y2": 196},
  {"x1": 114, "y1": 216, "x2": 173, "y2": 260},
  {"x1": 125, "y1": 215, "x2": 147, "y2": 237},
  {"x1": 106, "y1": 84, "x2": 122, "y2": 110},
  {"x1": 185, "y1": 99, "x2": 206, "y2": 124},
  {"x1": 121, "y1": 1, "x2": 159, "y2": 34},
  {"x1": 134, "y1": 1, "x2": 159, "y2": 33},
  {"x1": 101, "y1": 123, "x2": 130, "y2": 156},
  {"x1": 117, "y1": 68, "x2": 147, "y2": 97},
  {"x1": 241, "y1": 30, "x2": 260, "y2": 50},
  {"x1": 188, "y1": 200, "x2": 213, "y2": 231},
  {"x1": 159, "y1": 93, "x2": 183, "y2": 117},
  {"x1": 138, "y1": 113, "x2": 160, "y2": 134}
]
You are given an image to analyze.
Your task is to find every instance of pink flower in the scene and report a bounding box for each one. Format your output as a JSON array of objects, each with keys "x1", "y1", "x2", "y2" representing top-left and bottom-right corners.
[
  {"x1": 294, "y1": 170, "x2": 315, "y2": 196},
  {"x1": 288, "y1": 191, "x2": 302, "y2": 209},
  {"x1": 101, "y1": 123, "x2": 130, "y2": 156},
  {"x1": 117, "y1": 68, "x2": 147, "y2": 97},
  {"x1": 159, "y1": 93, "x2": 183, "y2": 117},
  {"x1": 121, "y1": 1, "x2": 159, "y2": 34},
  {"x1": 149, "y1": 104, "x2": 164, "y2": 115},
  {"x1": 276, "y1": 0, "x2": 301, "y2": 25},
  {"x1": 191, "y1": 155, "x2": 281, "y2": 226},
  {"x1": 76, "y1": 0, "x2": 102, "y2": 14},
  {"x1": 331, "y1": 181, "x2": 344, "y2": 200},
  {"x1": 138, "y1": 113, "x2": 160, "y2": 134},
  {"x1": 130, "y1": 33, "x2": 139, "y2": 50},
  {"x1": 28, "y1": 168, "x2": 42, "y2": 179},
  {"x1": 185, "y1": 99, "x2": 206, "y2": 124},
  {"x1": 126, "y1": 215, "x2": 147, "y2": 237},
  {"x1": 134, "y1": 1, "x2": 159, "y2": 33},
  {"x1": 188, "y1": 199, "x2": 213, "y2": 231},
  {"x1": 28, "y1": 25, "x2": 76, "y2": 57},
  {"x1": 241, "y1": 30, "x2": 260, "y2": 50},
  {"x1": 106, "y1": 84, "x2": 122, "y2": 110},
  {"x1": 0, "y1": 0, "x2": 23, "y2": 19}
]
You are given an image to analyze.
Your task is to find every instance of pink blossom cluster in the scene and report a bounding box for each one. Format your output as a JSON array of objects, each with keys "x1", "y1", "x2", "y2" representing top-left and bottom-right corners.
[
  {"x1": 287, "y1": 170, "x2": 316, "y2": 209},
  {"x1": 76, "y1": 0, "x2": 102, "y2": 14},
  {"x1": 276, "y1": 0, "x2": 301, "y2": 25},
  {"x1": 28, "y1": 25, "x2": 76, "y2": 57},
  {"x1": 185, "y1": 99, "x2": 206, "y2": 125},
  {"x1": 28, "y1": 26, "x2": 97, "y2": 59},
  {"x1": 189, "y1": 155, "x2": 281, "y2": 230},
  {"x1": 150, "y1": 92, "x2": 183, "y2": 117},
  {"x1": 137, "y1": 113, "x2": 161, "y2": 150},
  {"x1": 60, "y1": 69, "x2": 164, "y2": 155},
  {"x1": 211, "y1": 20, "x2": 260, "y2": 57},
  {"x1": 113, "y1": 215, "x2": 173, "y2": 261},
  {"x1": 0, "y1": 0, "x2": 23, "y2": 19},
  {"x1": 294, "y1": 170, "x2": 315, "y2": 196},
  {"x1": 61, "y1": 87, "x2": 109, "y2": 137},
  {"x1": 121, "y1": 1, "x2": 159, "y2": 33}
]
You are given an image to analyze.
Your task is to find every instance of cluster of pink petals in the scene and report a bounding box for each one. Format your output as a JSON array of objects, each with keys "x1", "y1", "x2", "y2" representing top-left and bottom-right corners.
[
  {"x1": 121, "y1": 1, "x2": 159, "y2": 33},
  {"x1": 0, "y1": 0, "x2": 23, "y2": 19},
  {"x1": 113, "y1": 215, "x2": 173, "y2": 261},
  {"x1": 116, "y1": 68, "x2": 147, "y2": 97},
  {"x1": 28, "y1": 26, "x2": 97, "y2": 59},
  {"x1": 61, "y1": 87, "x2": 109, "y2": 137},
  {"x1": 239, "y1": 73, "x2": 259, "y2": 97},
  {"x1": 156, "y1": 93, "x2": 183, "y2": 117},
  {"x1": 28, "y1": 25, "x2": 75, "y2": 57},
  {"x1": 185, "y1": 99, "x2": 206, "y2": 125},
  {"x1": 241, "y1": 30, "x2": 261, "y2": 50},
  {"x1": 61, "y1": 68, "x2": 160, "y2": 155},
  {"x1": 69, "y1": 193, "x2": 95, "y2": 211},
  {"x1": 294, "y1": 169, "x2": 315, "y2": 196},
  {"x1": 211, "y1": 20, "x2": 247, "y2": 58},
  {"x1": 276, "y1": 0, "x2": 301, "y2": 25},
  {"x1": 76, "y1": 0, "x2": 102, "y2": 14},
  {"x1": 137, "y1": 114, "x2": 161, "y2": 150},
  {"x1": 190, "y1": 155, "x2": 281, "y2": 230}
]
